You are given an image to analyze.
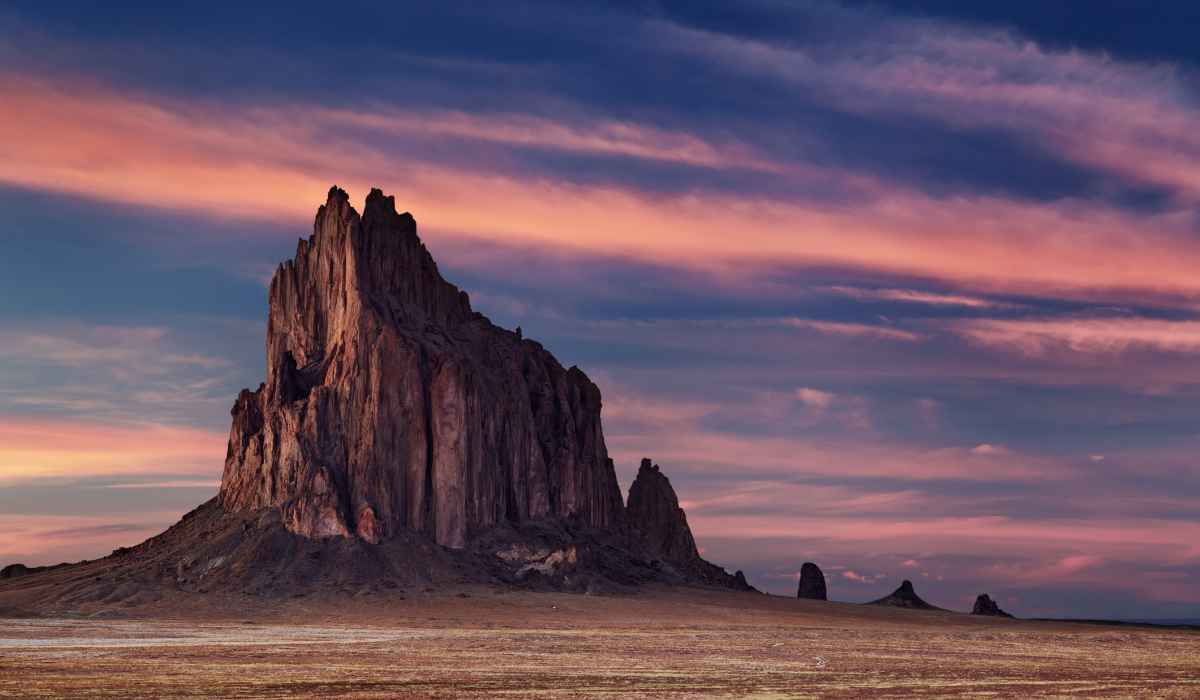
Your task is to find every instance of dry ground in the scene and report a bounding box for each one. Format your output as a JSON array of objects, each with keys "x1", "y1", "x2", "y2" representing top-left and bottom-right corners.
[{"x1": 1, "y1": 586, "x2": 1197, "y2": 698}]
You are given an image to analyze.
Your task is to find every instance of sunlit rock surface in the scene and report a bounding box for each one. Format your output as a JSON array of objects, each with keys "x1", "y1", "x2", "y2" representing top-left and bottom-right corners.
[{"x1": 220, "y1": 187, "x2": 625, "y2": 548}]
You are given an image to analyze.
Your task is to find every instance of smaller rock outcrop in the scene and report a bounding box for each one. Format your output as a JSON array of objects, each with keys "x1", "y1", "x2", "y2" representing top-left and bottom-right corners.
[
  {"x1": 867, "y1": 580, "x2": 942, "y2": 610},
  {"x1": 972, "y1": 593, "x2": 1013, "y2": 617},
  {"x1": 626, "y1": 459, "x2": 700, "y2": 564},
  {"x1": 796, "y1": 562, "x2": 827, "y2": 600},
  {"x1": 625, "y1": 458, "x2": 755, "y2": 591}
]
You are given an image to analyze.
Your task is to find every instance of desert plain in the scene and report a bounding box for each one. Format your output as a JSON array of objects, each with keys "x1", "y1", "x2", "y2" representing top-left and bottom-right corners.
[{"x1": 1, "y1": 586, "x2": 1197, "y2": 699}]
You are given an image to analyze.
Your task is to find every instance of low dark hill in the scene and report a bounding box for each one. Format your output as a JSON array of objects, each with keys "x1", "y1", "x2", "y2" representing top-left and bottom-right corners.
[{"x1": 867, "y1": 580, "x2": 945, "y2": 611}]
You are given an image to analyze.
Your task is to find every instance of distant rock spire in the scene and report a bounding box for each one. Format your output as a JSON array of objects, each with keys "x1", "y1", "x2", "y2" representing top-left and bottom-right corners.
[
  {"x1": 972, "y1": 594, "x2": 1013, "y2": 617},
  {"x1": 797, "y1": 562, "x2": 827, "y2": 600}
]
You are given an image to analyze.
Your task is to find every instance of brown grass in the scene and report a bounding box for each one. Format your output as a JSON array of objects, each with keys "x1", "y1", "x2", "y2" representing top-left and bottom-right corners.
[{"x1": 1, "y1": 586, "x2": 1197, "y2": 698}]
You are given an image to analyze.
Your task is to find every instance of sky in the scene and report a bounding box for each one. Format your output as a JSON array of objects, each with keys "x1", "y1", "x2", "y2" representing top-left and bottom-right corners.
[{"x1": 2, "y1": 0, "x2": 1199, "y2": 620}]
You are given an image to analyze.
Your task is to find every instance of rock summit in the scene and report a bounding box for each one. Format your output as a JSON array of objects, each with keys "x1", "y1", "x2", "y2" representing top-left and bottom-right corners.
[{"x1": 867, "y1": 580, "x2": 942, "y2": 610}]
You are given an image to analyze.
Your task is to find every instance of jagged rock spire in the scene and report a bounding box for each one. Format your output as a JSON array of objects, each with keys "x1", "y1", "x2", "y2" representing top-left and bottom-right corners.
[
  {"x1": 220, "y1": 187, "x2": 625, "y2": 548},
  {"x1": 626, "y1": 458, "x2": 701, "y2": 564}
]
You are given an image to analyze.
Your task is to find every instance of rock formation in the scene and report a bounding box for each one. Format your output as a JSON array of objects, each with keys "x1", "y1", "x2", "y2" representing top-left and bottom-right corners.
[
  {"x1": 626, "y1": 458, "x2": 755, "y2": 590},
  {"x1": 0, "y1": 188, "x2": 753, "y2": 611},
  {"x1": 220, "y1": 187, "x2": 624, "y2": 548},
  {"x1": 867, "y1": 580, "x2": 942, "y2": 610},
  {"x1": 796, "y1": 562, "x2": 827, "y2": 600},
  {"x1": 972, "y1": 593, "x2": 1013, "y2": 617},
  {"x1": 626, "y1": 459, "x2": 700, "y2": 564}
]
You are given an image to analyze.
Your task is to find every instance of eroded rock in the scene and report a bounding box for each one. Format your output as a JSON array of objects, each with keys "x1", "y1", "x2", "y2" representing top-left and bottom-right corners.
[
  {"x1": 219, "y1": 187, "x2": 625, "y2": 548},
  {"x1": 626, "y1": 459, "x2": 701, "y2": 564},
  {"x1": 625, "y1": 458, "x2": 755, "y2": 591}
]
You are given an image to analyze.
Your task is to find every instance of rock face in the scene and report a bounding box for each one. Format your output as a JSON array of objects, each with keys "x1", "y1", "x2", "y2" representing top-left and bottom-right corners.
[
  {"x1": 0, "y1": 188, "x2": 754, "y2": 612},
  {"x1": 972, "y1": 593, "x2": 1013, "y2": 617},
  {"x1": 796, "y1": 562, "x2": 827, "y2": 600},
  {"x1": 867, "y1": 580, "x2": 942, "y2": 610},
  {"x1": 624, "y1": 458, "x2": 755, "y2": 590},
  {"x1": 220, "y1": 187, "x2": 625, "y2": 549},
  {"x1": 626, "y1": 459, "x2": 700, "y2": 564}
]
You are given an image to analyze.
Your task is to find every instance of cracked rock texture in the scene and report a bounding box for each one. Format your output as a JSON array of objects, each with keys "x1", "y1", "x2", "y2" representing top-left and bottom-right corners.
[{"x1": 220, "y1": 187, "x2": 625, "y2": 548}]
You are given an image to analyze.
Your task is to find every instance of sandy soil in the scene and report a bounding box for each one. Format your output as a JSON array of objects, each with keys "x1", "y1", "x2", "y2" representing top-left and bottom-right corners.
[{"x1": 1, "y1": 586, "x2": 1197, "y2": 698}]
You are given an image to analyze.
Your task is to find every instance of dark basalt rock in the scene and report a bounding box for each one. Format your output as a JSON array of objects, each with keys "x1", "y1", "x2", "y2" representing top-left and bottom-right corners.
[
  {"x1": 796, "y1": 562, "x2": 827, "y2": 600},
  {"x1": 867, "y1": 580, "x2": 943, "y2": 610},
  {"x1": 972, "y1": 593, "x2": 1013, "y2": 617}
]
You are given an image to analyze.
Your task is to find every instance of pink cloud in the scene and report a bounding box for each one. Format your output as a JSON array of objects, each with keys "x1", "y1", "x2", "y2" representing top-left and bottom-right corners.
[
  {"x1": 954, "y1": 317, "x2": 1200, "y2": 357},
  {"x1": 7, "y1": 72, "x2": 1200, "y2": 304},
  {"x1": 823, "y1": 286, "x2": 1014, "y2": 309},
  {"x1": 782, "y1": 319, "x2": 921, "y2": 343},
  {"x1": 841, "y1": 570, "x2": 883, "y2": 584},
  {"x1": 794, "y1": 387, "x2": 836, "y2": 410}
]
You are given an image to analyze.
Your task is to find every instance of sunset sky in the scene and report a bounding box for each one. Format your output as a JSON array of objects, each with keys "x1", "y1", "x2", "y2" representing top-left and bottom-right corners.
[{"x1": 3, "y1": 1, "x2": 1200, "y2": 619}]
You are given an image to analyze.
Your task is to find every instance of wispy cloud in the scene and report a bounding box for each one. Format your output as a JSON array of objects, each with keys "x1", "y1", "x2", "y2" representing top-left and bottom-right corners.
[
  {"x1": 100, "y1": 480, "x2": 220, "y2": 490},
  {"x1": 6, "y1": 71, "x2": 1200, "y2": 302},
  {"x1": 954, "y1": 317, "x2": 1200, "y2": 356},
  {"x1": 822, "y1": 286, "x2": 1015, "y2": 310},
  {"x1": 0, "y1": 325, "x2": 230, "y2": 371},
  {"x1": 0, "y1": 417, "x2": 226, "y2": 482}
]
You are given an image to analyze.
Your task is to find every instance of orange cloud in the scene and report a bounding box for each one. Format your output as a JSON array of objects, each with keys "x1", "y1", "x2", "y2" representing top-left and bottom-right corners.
[{"x1": 0, "y1": 417, "x2": 226, "y2": 482}]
